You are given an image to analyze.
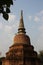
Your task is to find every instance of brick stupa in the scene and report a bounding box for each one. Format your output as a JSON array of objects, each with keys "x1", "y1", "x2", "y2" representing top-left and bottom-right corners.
[{"x1": 2, "y1": 11, "x2": 41, "y2": 65}]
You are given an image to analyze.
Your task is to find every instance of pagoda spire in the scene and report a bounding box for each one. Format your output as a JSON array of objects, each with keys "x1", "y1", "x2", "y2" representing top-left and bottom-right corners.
[{"x1": 18, "y1": 10, "x2": 26, "y2": 34}]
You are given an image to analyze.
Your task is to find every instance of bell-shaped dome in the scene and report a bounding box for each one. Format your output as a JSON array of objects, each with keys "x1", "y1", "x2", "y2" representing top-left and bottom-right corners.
[
  {"x1": 14, "y1": 34, "x2": 31, "y2": 44},
  {"x1": 13, "y1": 10, "x2": 31, "y2": 45}
]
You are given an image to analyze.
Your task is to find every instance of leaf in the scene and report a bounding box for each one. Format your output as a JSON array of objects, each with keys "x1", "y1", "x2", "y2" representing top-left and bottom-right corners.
[
  {"x1": 6, "y1": 8, "x2": 10, "y2": 13},
  {"x1": 3, "y1": 12, "x2": 9, "y2": 20},
  {"x1": 0, "y1": 6, "x2": 3, "y2": 13}
]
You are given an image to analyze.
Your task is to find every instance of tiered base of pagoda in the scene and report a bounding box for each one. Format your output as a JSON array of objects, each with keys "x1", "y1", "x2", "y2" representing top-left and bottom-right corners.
[{"x1": 2, "y1": 43, "x2": 41, "y2": 65}]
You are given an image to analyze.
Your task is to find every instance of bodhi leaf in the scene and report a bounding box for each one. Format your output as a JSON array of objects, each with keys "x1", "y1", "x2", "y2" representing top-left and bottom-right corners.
[
  {"x1": 6, "y1": 8, "x2": 10, "y2": 13},
  {"x1": 3, "y1": 12, "x2": 9, "y2": 20}
]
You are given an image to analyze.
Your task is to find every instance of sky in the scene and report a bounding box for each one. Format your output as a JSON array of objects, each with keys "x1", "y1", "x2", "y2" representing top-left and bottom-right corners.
[{"x1": 0, "y1": 0, "x2": 43, "y2": 57}]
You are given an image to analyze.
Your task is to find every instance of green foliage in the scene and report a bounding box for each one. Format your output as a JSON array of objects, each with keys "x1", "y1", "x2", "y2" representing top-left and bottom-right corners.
[
  {"x1": 0, "y1": 0, "x2": 13, "y2": 20},
  {"x1": 0, "y1": 58, "x2": 2, "y2": 65},
  {"x1": 0, "y1": 57, "x2": 5, "y2": 65},
  {"x1": 38, "y1": 50, "x2": 43, "y2": 65}
]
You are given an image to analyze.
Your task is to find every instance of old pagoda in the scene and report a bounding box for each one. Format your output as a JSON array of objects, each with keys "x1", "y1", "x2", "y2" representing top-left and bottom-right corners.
[{"x1": 2, "y1": 11, "x2": 41, "y2": 65}]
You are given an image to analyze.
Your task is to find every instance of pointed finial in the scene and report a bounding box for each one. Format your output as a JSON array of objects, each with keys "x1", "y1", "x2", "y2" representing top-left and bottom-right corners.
[
  {"x1": 18, "y1": 10, "x2": 26, "y2": 34},
  {"x1": 21, "y1": 10, "x2": 23, "y2": 17}
]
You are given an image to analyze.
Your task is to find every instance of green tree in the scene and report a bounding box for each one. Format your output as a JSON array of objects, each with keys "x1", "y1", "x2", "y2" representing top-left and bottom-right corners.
[
  {"x1": 38, "y1": 50, "x2": 43, "y2": 65},
  {"x1": 0, "y1": 57, "x2": 2, "y2": 65},
  {"x1": 0, "y1": 0, "x2": 14, "y2": 20},
  {"x1": 0, "y1": 57, "x2": 5, "y2": 65}
]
